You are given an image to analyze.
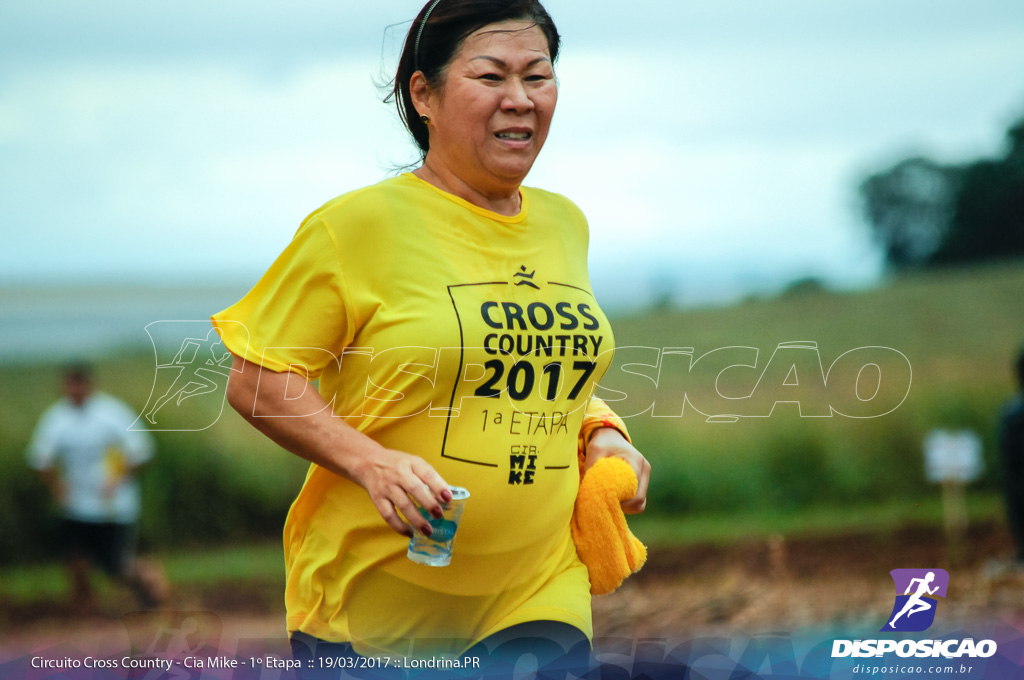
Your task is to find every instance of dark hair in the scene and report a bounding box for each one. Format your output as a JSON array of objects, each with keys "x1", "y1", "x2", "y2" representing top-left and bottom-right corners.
[
  {"x1": 388, "y1": 0, "x2": 561, "y2": 159},
  {"x1": 63, "y1": 362, "x2": 94, "y2": 382}
]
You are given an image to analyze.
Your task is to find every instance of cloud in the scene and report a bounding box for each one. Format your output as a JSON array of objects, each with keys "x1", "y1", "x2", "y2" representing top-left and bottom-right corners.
[
  {"x1": 0, "y1": 1, "x2": 410, "y2": 66},
  {"x1": 1, "y1": 0, "x2": 1023, "y2": 300},
  {"x1": 0, "y1": 58, "x2": 412, "y2": 277}
]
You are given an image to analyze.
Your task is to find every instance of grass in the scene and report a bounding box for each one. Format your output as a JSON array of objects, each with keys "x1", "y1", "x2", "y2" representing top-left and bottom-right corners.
[
  {"x1": 1, "y1": 491, "x2": 1006, "y2": 606},
  {"x1": 161, "y1": 542, "x2": 285, "y2": 586},
  {"x1": 0, "y1": 563, "x2": 68, "y2": 601},
  {"x1": 629, "y1": 491, "x2": 1006, "y2": 547},
  {"x1": 0, "y1": 541, "x2": 285, "y2": 607}
]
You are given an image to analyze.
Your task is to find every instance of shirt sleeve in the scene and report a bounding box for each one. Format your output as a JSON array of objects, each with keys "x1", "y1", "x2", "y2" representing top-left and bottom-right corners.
[
  {"x1": 110, "y1": 398, "x2": 155, "y2": 466},
  {"x1": 26, "y1": 407, "x2": 60, "y2": 471},
  {"x1": 211, "y1": 218, "x2": 353, "y2": 380},
  {"x1": 579, "y1": 396, "x2": 631, "y2": 445}
]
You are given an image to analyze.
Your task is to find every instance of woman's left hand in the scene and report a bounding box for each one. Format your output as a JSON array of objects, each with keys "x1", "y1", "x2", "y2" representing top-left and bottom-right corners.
[{"x1": 584, "y1": 427, "x2": 650, "y2": 514}]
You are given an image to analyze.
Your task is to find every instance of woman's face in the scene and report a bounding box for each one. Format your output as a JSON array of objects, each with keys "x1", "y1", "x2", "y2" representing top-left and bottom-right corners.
[{"x1": 417, "y1": 20, "x2": 557, "y2": 195}]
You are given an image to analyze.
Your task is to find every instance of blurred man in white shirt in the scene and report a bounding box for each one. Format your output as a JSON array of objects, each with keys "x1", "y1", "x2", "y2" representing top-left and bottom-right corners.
[{"x1": 27, "y1": 363, "x2": 166, "y2": 609}]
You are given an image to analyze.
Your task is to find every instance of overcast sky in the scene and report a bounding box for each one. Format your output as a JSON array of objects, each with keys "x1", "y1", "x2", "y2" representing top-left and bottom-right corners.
[{"x1": 2, "y1": 0, "x2": 1023, "y2": 306}]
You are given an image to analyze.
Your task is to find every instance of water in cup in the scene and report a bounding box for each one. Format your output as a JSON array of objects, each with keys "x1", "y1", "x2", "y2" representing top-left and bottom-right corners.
[{"x1": 407, "y1": 486, "x2": 470, "y2": 567}]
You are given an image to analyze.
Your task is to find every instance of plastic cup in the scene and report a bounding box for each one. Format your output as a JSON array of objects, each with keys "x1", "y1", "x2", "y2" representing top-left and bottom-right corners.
[{"x1": 407, "y1": 486, "x2": 470, "y2": 567}]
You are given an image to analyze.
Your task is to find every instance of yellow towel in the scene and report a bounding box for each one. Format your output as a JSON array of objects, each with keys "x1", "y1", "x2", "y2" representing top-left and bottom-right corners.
[{"x1": 571, "y1": 455, "x2": 648, "y2": 595}]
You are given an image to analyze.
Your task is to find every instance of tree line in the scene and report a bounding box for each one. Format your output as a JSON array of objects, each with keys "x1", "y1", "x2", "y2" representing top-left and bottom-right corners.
[{"x1": 860, "y1": 115, "x2": 1024, "y2": 269}]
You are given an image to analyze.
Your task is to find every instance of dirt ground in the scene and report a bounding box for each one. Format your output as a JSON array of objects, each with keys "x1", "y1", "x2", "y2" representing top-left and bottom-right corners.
[
  {"x1": 3, "y1": 522, "x2": 1023, "y2": 658},
  {"x1": 592, "y1": 521, "x2": 1024, "y2": 638}
]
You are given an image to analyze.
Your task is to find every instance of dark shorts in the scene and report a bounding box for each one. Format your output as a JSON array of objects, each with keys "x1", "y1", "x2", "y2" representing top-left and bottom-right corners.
[
  {"x1": 61, "y1": 519, "x2": 136, "y2": 578},
  {"x1": 291, "y1": 621, "x2": 590, "y2": 679}
]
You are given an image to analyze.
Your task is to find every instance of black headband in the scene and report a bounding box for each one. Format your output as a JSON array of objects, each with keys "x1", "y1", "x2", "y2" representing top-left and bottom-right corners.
[{"x1": 414, "y1": 0, "x2": 444, "y2": 72}]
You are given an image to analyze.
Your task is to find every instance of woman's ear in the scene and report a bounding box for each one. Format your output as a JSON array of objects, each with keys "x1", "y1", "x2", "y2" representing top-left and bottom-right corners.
[{"x1": 409, "y1": 70, "x2": 434, "y2": 121}]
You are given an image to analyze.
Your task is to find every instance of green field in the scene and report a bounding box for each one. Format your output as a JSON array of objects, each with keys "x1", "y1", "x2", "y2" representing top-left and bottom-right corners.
[
  {"x1": 1, "y1": 260, "x2": 1021, "y2": 564},
  {"x1": 613, "y1": 261, "x2": 1022, "y2": 516}
]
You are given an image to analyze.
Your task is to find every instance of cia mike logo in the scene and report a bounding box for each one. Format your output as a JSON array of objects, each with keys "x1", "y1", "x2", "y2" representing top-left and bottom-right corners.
[{"x1": 881, "y1": 568, "x2": 949, "y2": 632}]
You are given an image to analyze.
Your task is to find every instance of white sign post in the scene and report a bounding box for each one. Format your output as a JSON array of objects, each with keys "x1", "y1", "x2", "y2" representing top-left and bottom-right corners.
[{"x1": 923, "y1": 429, "x2": 983, "y2": 562}]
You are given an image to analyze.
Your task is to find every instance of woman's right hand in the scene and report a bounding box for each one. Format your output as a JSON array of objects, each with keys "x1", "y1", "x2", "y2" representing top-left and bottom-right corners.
[
  {"x1": 224, "y1": 354, "x2": 454, "y2": 539},
  {"x1": 351, "y1": 449, "x2": 453, "y2": 538}
]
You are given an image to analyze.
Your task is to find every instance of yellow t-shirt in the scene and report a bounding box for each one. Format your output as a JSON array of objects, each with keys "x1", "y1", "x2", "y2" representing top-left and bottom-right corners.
[{"x1": 212, "y1": 173, "x2": 619, "y2": 657}]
